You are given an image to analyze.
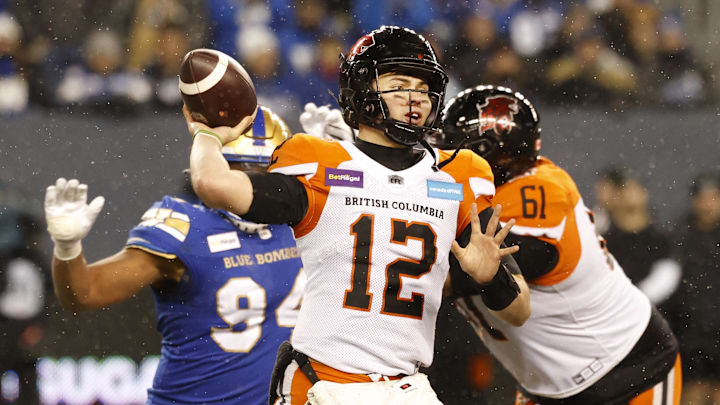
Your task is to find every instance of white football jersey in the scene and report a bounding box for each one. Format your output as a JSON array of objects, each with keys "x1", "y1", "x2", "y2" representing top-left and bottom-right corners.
[
  {"x1": 269, "y1": 134, "x2": 495, "y2": 376},
  {"x1": 457, "y1": 158, "x2": 651, "y2": 398}
]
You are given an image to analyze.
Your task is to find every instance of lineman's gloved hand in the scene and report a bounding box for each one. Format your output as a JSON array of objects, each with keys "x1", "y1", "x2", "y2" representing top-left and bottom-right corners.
[
  {"x1": 324, "y1": 108, "x2": 354, "y2": 141},
  {"x1": 299, "y1": 102, "x2": 330, "y2": 139},
  {"x1": 300, "y1": 102, "x2": 354, "y2": 141},
  {"x1": 45, "y1": 178, "x2": 105, "y2": 260}
]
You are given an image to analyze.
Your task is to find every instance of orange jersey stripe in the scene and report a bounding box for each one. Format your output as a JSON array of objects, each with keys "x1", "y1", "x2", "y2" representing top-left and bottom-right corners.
[
  {"x1": 268, "y1": 134, "x2": 352, "y2": 237},
  {"x1": 437, "y1": 149, "x2": 495, "y2": 237},
  {"x1": 533, "y1": 213, "x2": 582, "y2": 286}
]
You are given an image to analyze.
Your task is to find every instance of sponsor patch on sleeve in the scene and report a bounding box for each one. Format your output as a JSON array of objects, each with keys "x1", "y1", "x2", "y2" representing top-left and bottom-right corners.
[
  {"x1": 325, "y1": 168, "x2": 364, "y2": 188},
  {"x1": 427, "y1": 180, "x2": 463, "y2": 201}
]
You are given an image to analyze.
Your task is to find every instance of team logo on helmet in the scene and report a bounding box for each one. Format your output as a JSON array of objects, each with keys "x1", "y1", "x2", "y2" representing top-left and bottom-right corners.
[
  {"x1": 348, "y1": 34, "x2": 375, "y2": 60},
  {"x1": 476, "y1": 95, "x2": 519, "y2": 136}
]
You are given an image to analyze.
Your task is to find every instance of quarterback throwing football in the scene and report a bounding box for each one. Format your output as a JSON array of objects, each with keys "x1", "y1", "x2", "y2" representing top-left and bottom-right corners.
[{"x1": 187, "y1": 26, "x2": 530, "y2": 405}]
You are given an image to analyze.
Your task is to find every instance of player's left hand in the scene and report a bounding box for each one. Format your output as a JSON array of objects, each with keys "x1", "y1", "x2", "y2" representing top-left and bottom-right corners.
[
  {"x1": 183, "y1": 104, "x2": 257, "y2": 145},
  {"x1": 451, "y1": 204, "x2": 519, "y2": 284}
]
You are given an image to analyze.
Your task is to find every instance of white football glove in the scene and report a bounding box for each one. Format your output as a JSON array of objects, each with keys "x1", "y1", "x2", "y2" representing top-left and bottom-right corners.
[
  {"x1": 45, "y1": 178, "x2": 105, "y2": 260},
  {"x1": 299, "y1": 102, "x2": 354, "y2": 141}
]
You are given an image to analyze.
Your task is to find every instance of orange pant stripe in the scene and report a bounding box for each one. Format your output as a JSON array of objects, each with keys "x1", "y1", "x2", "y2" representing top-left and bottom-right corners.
[
  {"x1": 628, "y1": 385, "x2": 656, "y2": 405},
  {"x1": 286, "y1": 360, "x2": 404, "y2": 404},
  {"x1": 628, "y1": 353, "x2": 682, "y2": 405},
  {"x1": 672, "y1": 354, "x2": 683, "y2": 405},
  {"x1": 289, "y1": 367, "x2": 313, "y2": 405}
]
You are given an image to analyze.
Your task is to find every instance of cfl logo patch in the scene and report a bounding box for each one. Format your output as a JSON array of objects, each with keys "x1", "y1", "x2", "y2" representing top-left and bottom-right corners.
[{"x1": 388, "y1": 175, "x2": 404, "y2": 186}]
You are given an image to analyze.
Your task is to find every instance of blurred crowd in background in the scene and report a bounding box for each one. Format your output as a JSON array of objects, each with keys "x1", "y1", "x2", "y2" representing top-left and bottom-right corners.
[
  {"x1": 1, "y1": 0, "x2": 720, "y2": 403},
  {"x1": 0, "y1": 0, "x2": 714, "y2": 123}
]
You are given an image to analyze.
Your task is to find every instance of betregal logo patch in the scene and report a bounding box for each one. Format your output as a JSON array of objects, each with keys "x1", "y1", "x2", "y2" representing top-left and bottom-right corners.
[{"x1": 325, "y1": 168, "x2": 364, "y2": 188}]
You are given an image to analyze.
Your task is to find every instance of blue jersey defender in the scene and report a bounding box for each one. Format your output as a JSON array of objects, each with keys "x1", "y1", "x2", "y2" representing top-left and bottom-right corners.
[{"x1": 127, "y1": 196, "x2": 304, "y2": 404}]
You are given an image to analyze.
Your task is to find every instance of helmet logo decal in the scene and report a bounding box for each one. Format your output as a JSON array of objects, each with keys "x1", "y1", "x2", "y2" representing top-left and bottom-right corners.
[
  {"x1": 476, "y1": 95, "x2": 519, "y2": 136},
  {"x1": 348, "y1": 35, "x2": 375, "y2": 60},
  {"x1": 252, "y1": 108, "x2": 267, "y2": 146}
]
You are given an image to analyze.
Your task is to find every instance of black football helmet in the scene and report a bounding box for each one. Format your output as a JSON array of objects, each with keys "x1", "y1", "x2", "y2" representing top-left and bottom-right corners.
[
  {"x1": 338, "y1": 26, "x2": 448, "y2": 146},
  {"x1": 439, "y1": 85, "x2": 541, "y2": 185}
]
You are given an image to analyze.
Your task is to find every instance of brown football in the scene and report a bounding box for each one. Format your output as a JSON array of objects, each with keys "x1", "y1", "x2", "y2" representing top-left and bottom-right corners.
[{"x1": 179, "y1": 48, "x2": 257, "y2": 128}]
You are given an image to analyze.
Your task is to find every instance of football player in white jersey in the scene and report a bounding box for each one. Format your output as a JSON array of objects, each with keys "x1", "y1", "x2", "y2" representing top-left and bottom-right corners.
[
  {"x1": 438, "y1": 85, "x2": 681, "y2": 405},
  {"x1": 186, "y1": 26, "x2": 530, "y2": 404}
]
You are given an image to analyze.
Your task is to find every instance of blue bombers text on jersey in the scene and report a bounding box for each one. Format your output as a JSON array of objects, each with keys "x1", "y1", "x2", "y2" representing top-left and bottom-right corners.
[{"x1": 126, "y1": 196, "x2": 305, "y2": 405}]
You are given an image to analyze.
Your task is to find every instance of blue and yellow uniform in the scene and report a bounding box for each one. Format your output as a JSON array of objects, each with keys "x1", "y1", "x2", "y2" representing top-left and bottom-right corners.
[{"x1": 125, "y1": 196, "x2": 305, "y2": 405}]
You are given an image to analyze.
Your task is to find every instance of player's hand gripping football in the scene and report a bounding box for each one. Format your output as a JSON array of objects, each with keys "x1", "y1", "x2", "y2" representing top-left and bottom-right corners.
[
  {"x1": 299, "y1": 102, "x2": 354, "y2": 141},
  {"x1": 451, "y1": 204, "x2": 519, "y2": 284},
  {"x1": 45, "y1": 178, "x2": 105, "y2": 261},
  {"x1": 183, "y1": 104, "x2": 257, "y2": 145}
]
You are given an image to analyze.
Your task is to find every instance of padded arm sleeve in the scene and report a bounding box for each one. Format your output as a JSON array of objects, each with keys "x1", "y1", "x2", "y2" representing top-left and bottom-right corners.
[
  {"x1": 503, "y1": 234, "x2": 559, "y2": 282},
  {"x1": 244, "y1": 172, "x2": 309, "y2": 226}
]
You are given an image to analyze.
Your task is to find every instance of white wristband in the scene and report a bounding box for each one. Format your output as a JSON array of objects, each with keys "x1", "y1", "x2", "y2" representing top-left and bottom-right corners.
[{"x1": 53, "y1": 240, "x2": 82, "y2": 261}]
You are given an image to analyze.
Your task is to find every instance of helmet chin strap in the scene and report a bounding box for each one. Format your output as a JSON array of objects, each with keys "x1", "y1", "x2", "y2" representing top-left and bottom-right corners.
[
  {"x1": 435, "y1": 137, "x2": 469, "y2": 171},
  {"x1": 418, "y1": 132, "x2": 440, "y2": 171}
]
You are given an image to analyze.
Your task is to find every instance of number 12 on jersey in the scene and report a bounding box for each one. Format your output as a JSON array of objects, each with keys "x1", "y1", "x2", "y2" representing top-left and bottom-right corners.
[{"x1": 344, "y1": 214, "x2": 437, "y2": 319}]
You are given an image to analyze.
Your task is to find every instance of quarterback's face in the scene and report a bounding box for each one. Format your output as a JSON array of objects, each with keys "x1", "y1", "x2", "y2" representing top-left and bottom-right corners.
[{"x1": 375, "y1": 73, "x2": 432, "y2": 126}]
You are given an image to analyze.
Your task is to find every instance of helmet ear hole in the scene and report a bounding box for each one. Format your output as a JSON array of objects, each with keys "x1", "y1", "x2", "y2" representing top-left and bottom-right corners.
[
  {"x1": 476, "y1": 139, "x2": 493, "y2": 156},
  {"x1": 352, "y1": 62, "x2": 372, "y2": 82},
  {"x1": 473, "y1": 135, "x2": 500, "y2": 159}
]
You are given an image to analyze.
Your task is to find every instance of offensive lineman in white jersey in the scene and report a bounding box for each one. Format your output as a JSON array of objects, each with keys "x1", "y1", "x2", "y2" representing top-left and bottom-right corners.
[
  {"x1": 186, "y1": 26, "x2": 531, "y2": 404},
  {"x1": 439, "y1": 85, "x2": 681, "y2": 405}
]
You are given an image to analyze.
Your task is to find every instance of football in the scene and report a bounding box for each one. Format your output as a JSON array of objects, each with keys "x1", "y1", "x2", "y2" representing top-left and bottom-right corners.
[{"x1": 178, "y1": 48, "x2": 257, "y2": 128}]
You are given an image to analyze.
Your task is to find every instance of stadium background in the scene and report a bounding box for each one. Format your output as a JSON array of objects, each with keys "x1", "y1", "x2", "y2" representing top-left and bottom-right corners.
[{"x1": 1, "y1": 0, "x2": 720, "y2": 404}]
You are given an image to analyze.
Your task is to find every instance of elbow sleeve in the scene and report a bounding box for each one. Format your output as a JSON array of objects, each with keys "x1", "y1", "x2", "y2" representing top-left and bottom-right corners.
[{"x1": 244, "y1": 172, "x2": 308, "y2": 225}]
